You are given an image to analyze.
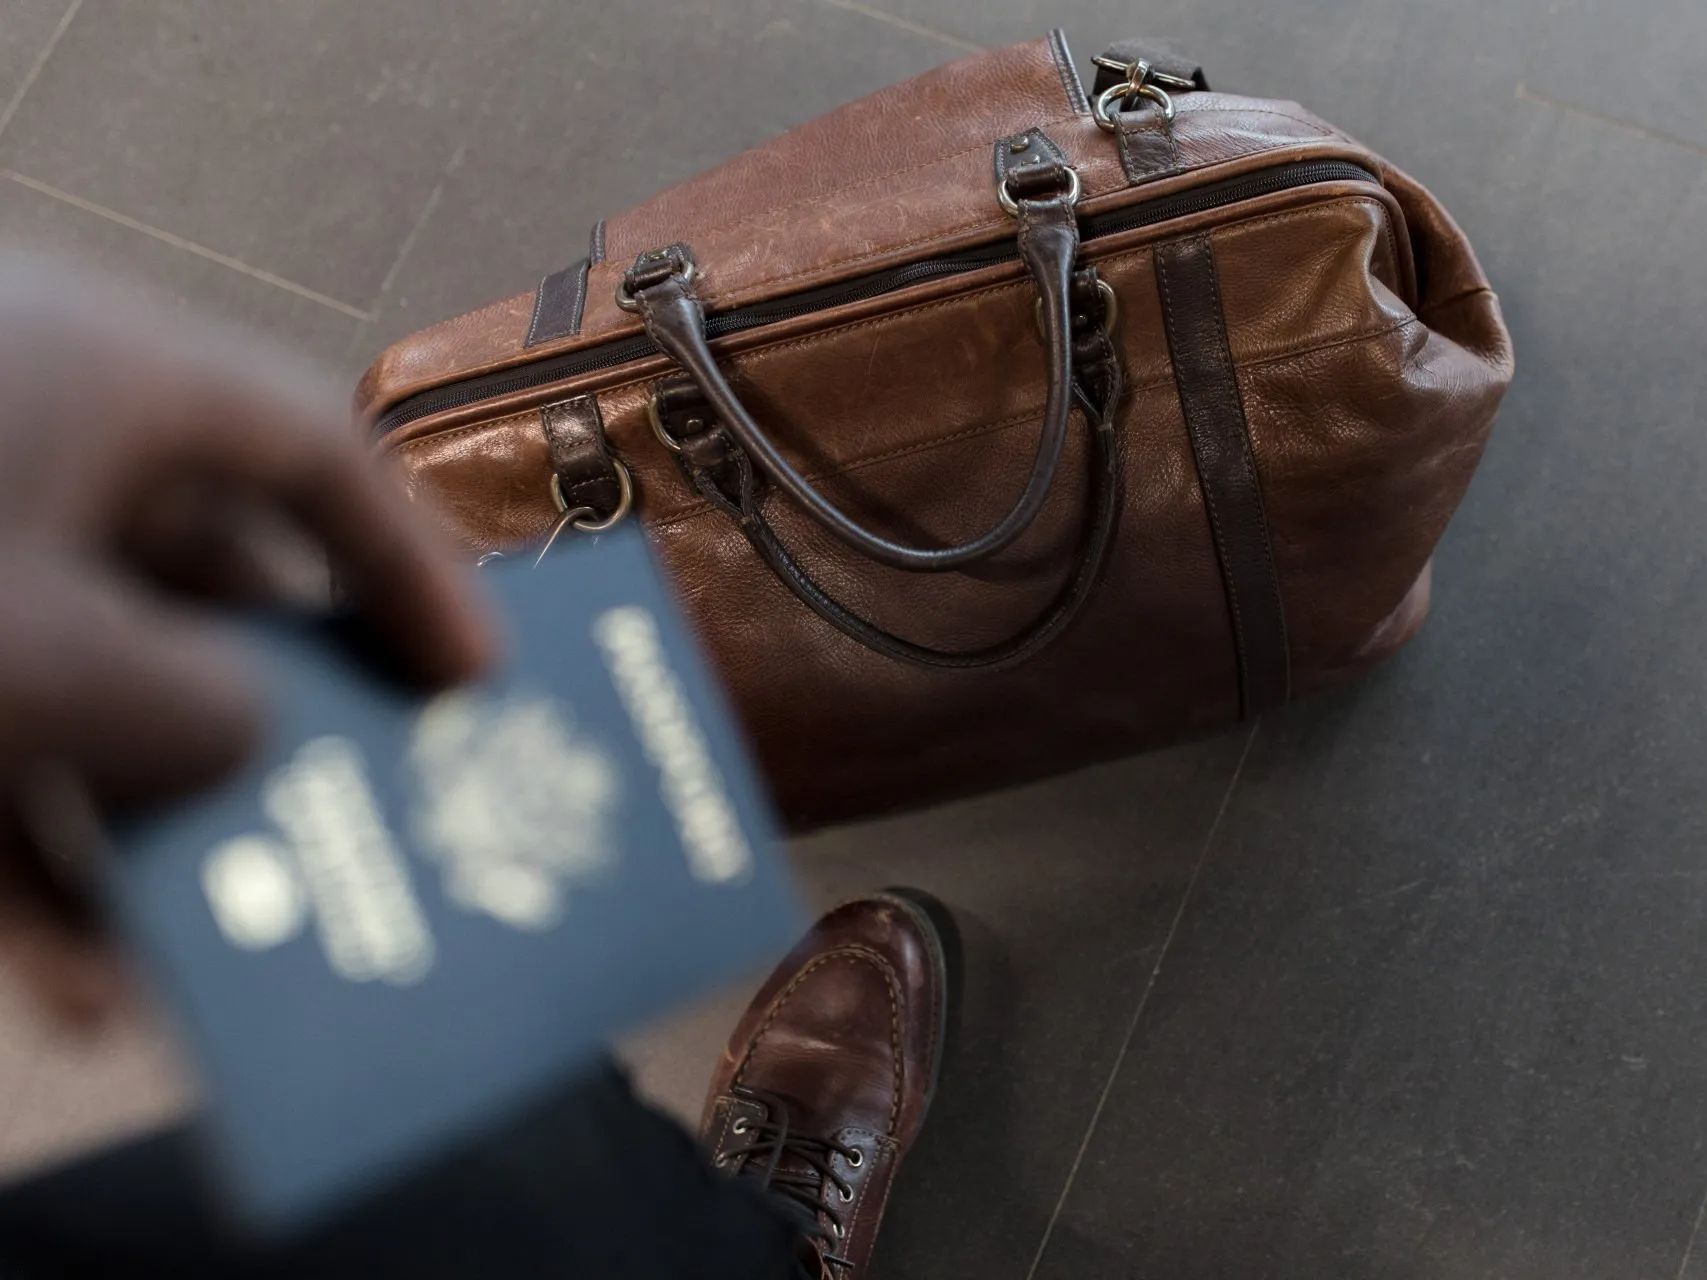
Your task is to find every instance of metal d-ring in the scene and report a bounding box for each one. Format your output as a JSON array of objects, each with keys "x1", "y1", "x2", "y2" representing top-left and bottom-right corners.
[
  {"x1": 997, "y1": 164, "x2": 1081, "y2": 217},
  {"x1": 1034, "y1": 278, "x2": 1120, "y2": 340},
  {"x1": 1093, "y1": 80, "x2": 1176, "y2": 131},
  {"x1": 615, "y1": 257, "x2": 697, "y2": 313},
  {"x1": 535, "y1": 460, "x2": 632, "y2": 567},
  {"x1": 646, "y1": 392, "x2": 698, "y2": 454},
  {"x1": 550, "y1": 458, "x2": 634, "y2": 532}
]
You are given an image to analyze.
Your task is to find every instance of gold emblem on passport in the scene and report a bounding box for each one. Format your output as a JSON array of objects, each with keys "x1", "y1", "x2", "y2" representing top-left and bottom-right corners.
[
  {"x1": 204, "y1": 735, "x2": 435, "y2": 985},
  {"x1": 199, "y1": 688, "x2": 625, "y2": 981},
  {"x1": 197, "y1": 604, "x2": 749, "y2": 982},
  {"x1": 409, "y1": 690, "x2": 621, "y2": 931}
]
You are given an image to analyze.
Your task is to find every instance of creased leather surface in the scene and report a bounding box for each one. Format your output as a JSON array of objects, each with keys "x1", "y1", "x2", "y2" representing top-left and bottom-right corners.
[
  {"x1": 371, "y1": 43, "x2": 1512, "y2": 826},
  {"x1": 354, "y1": 34, "x2": 1358, "y2": 420},
  {"x1": 701, "y1": 894, "x2": 943, "y2": 1278}
]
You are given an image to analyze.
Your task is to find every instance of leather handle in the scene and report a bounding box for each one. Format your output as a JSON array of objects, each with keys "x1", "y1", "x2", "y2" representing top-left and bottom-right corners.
[
  {"x1": 622, "y1": 186, "x2": 1084, "y2": 574},
  {"x1": 659, "y1": 318, "x2": 1125, "y2": 671}
]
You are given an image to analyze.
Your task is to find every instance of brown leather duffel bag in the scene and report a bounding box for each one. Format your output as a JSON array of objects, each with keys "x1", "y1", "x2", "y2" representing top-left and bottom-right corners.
[{"x1": 357, "y1": 33, "x2": 1513, "y2": 827}]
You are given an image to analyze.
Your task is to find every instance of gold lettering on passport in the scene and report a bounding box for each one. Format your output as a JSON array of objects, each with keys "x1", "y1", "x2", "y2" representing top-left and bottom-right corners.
[
  {"x1": 408, "y1": 691, "x2": 620, "y2": 931},
  {"x1": 262, "y1": 736, "x2": 435, "y2": 985},
  {"x1": 202, "y1": 834, "x2": 309, "y2": 951},
  {"x1": 592, "y1": 606, "x2": 753, "y2": 885}
]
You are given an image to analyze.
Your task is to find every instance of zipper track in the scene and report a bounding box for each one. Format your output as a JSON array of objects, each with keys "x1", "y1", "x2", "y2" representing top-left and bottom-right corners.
[{"x1": 373, "y1": 159, "x2": 1377, "y2": 438}]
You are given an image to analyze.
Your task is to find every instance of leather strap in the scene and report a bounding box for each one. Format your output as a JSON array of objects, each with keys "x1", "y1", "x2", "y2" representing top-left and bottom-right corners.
[
  {"x1": 527, "y1": 258, "x2": 589, "y2": 348},
  {"x1": 525, "y1": 221, "x2": 606, "y2": 348},
  {"x1": 542, "y1": 394, "x2": 622, "y2": 518},
  {"x1": 1111, "y1": 104, "x2": 1180, "y2": 185},
  {"x1": 659, "y1": 282, "x2": 1124, "y2": 670},
  {"x1": 1154, "y1": 235, "x2": 1290, "y2": 714},
  {"x1": 1092, "y1": 41, "x2": 1206, "y2": 186},
  {"x1": 621, "y1": 177, "x2": 1084, "y2": 574}
]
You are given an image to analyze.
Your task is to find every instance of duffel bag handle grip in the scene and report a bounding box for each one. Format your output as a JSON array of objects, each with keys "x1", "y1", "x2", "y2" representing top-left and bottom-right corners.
[{"x1": 618, "y1": 162, "x2": 1084, "y2": 575}]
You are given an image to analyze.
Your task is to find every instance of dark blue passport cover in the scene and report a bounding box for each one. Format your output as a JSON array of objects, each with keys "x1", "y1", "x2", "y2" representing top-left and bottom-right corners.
[{"x1": 111, "y1": 528, "x2": 802, "y2": 1230}]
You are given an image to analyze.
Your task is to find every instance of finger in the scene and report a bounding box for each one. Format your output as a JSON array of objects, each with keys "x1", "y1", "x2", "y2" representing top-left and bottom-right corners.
[
  {"x1": 98, "y1": 331, "x2": 499, "y2": 689},
  {"x1": 0, "y1": 885, "x2": 129, "y2": 1029},
  {"x1": 0, "y1": 557, "x2": 263, "y2": 805},
  {"x1": 126, "y1": 477, "x2": 333, "y2": 610},
  {"x1": 0, "y1": 826, "x2": 129, "y2": 1029},
  {"x1": 0, "y1": 267, "x2": 498, "y2": 689}
]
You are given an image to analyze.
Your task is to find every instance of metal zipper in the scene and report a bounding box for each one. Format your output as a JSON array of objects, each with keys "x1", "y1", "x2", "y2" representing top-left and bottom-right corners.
[{"x1": 372, "y1": 159, "x2": 1377, "y2": 438}]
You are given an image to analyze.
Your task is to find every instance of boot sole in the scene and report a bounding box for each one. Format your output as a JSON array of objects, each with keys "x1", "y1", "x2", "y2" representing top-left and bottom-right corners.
[{"x1": 872, "y1": 886, "x2": 959, "y2": 1120}]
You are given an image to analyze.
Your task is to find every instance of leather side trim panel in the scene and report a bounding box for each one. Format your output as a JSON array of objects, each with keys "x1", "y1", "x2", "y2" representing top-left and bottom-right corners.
[
  {"x1": 526, "y1": 256, "x2": 590, "y2": 348},
  {"x1": 1155, "y1": 233, "x2": 1290, "y2": 714}
]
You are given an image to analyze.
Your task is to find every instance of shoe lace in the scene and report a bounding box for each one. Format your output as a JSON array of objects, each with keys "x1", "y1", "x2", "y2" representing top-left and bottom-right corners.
[{"x1": 721, "y1": 1087, "x2": 860, "y2": 1275}]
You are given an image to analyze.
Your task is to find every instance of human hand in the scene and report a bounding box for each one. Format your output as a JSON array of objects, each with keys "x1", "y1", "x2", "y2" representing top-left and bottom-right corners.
[{"x1": 0, "y1": 257, "x2": 496, "y2": 1026}]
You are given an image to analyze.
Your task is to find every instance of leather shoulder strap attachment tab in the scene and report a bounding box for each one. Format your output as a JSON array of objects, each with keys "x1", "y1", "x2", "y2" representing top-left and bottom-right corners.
[
  {"x1": 542, "y1": 394, "x2": 624, "y2": 521},
  {"x1": 1091, "y1": 41, "x2": 1207, "y2": 186}
]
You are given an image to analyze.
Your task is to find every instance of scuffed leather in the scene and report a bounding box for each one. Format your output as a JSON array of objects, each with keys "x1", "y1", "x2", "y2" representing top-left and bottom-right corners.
[
  {"x1": 627, "y1": 189, "x2": 1081, "y2": 573},
  {"x1": 368, "y1": 41, "x2": 1513, "y2": 827},
  {"x1": 701, "y1": 893, "x2": 945, "y2": 1279},
  {"x1": 353, "y1": 36, "x2": 1358, "y2": 418}
]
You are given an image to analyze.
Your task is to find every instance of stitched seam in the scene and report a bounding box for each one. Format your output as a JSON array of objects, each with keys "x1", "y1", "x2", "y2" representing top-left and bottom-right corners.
[
  {"x1": 1179, "y1": 101, "x2": 1344, "y2": 135},
  {"x1": 395, "y1": 305, "x2": 1420, "y2": 473},
  {"x1": 1377, "y1": 211, "x2": 1402, "y2": 297},
  {"x1": 731, "y1": 946, "x2": 904, "y2": 1133},
  {"x1": 399, "y1": 199, "x2": 1401, "y2": 449},
  {"x1": 1158, "y1": 243, "x2": 1250, "y2": 697},
  {"x1": 524, "y1": 272, "x2": 550, "y2": 347},
  {"x1": 710, "y1": 1101, "x2": 740, "y2": 1157},
  {"x1": 1048, "y1": 28, "x2": 1089, "y2": 115},
  {"x1": 618, "y1": 105, "x2": 1085, "y2": 258},
  {"x1": 566, "y1": 261, "x2": 588, "y2": 337},
  {"x1": 645, "y1": 408, "x2": 1052, "y2": 530},
  {"x1": 589, "y1": 218, "x2": 606, "y2": 265},
  {"x1": 1202, "y1": 239, "x2": 1289, "y2": 698},
  {"x1": 395, "y1": 310, "x2": 1419, "y2": 481},
  {"x1": 841, "y1": 1143, "x2": 895, "y2": 1266},
  {"x1": 607, "y1": 99, "x2": 1328, "y2": 267},
  {"x1": 1116, "y1": 112, "x2": 1179, "y2": 182},
  {"x1": 711, "y1": 138, "x2": 1352, "y2": 299},
  {"x1": 600, "y1": 315, "x2": 1427, "y2": 533}
]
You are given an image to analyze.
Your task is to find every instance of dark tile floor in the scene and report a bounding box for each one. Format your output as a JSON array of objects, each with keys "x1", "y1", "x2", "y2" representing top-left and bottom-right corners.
[{"x1": 1, "y1": 1, "x2": 1702, "y2": 1276}]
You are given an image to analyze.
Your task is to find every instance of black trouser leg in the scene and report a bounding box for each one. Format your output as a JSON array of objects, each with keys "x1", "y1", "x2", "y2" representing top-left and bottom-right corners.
[{"x1": 0, "y1": 1060, "x2": 799, "y2": 1279}]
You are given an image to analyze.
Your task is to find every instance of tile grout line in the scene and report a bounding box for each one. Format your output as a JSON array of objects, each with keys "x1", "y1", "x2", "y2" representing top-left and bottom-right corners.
[
  {"x1": 1021, "y1": 721, "x2": 1261, "y2": 1280},
  {"x1": 813, "y1": 0, "x2": 983, "y2": 54},
  {"x1": 0, "y1": 171, "x2": 371, "y2": 321},
  {"x1": 0, "y1": 0, "x2": 84, "y2": 146},
  {"x1": 344, "y1": 142, "x2": 468, "y2": 366},
  {"x1": 372, "y1": 143, "x2": 464, "y2": 308},
  {"x1": 1514, "y1": 82, "x2": 1707, "y2": 160},
  {"x1": 1676, "y1": 1177, "x2": 1707, "y2": 1279}
]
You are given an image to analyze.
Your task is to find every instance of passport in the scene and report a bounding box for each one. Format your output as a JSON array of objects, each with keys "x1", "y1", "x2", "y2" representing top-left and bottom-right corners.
[{"x1": 110, "y1": 527, "x2": 803, "y2": 1231}]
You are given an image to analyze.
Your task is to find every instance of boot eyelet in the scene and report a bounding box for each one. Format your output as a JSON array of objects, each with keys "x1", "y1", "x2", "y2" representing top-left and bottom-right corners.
[
  {"x1": 839, "y1": 1185, "x2": 854, "y2": 1203},
  {"x1": 846, "y1": 1149, "x2": 863, "y2": 1168},
  {"x1": 731, "y1": 1118, "x2": 749, "y2": 1135}
]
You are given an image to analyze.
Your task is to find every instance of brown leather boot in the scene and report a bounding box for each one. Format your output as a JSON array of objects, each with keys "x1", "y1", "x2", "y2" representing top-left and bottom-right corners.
[{"x1": 701, "y1": 889, "x2": 951, "y2": 1279}]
